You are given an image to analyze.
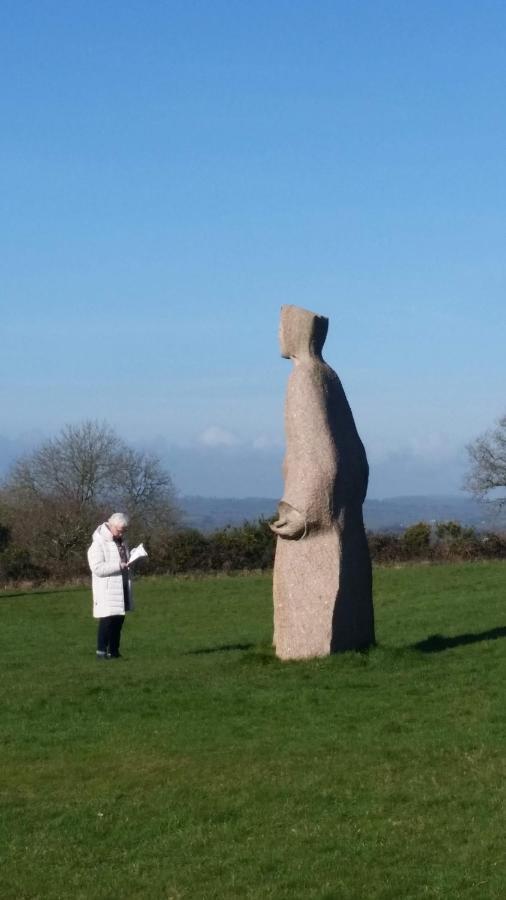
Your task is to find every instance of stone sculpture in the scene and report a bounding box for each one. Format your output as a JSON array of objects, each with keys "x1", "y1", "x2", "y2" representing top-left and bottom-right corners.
[{"x1": 270, "y1": 304, "x2": 374, "y2": 659}]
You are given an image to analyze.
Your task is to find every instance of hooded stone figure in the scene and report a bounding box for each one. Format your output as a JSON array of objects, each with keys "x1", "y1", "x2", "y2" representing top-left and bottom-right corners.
[{"x1": 270, "y1": 304, "x2": 374, "y2": 659}]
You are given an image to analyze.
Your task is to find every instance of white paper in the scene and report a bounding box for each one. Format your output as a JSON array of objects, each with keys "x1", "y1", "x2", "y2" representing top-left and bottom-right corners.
[{"x1": 128, "y1": 543, "x2": 148, "y2": 564}]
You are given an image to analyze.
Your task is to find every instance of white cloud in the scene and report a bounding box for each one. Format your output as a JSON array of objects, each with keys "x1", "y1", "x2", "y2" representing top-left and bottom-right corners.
[
  {"x1": 199, "y1": 426, "x2": 240, "y2": 448},
  {"x1": 367, "y1": 446, "x2": 468, "y2": 499},
  {"x1": 406, "y1": 432, "x2": 461, "y2": 461},
  {"x1": 366, "y1": 431, "x2": 464, "y2": 465}
]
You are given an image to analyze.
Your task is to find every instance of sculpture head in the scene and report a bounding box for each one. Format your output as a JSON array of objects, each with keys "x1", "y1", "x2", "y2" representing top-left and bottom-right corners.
[{"x1": 279, "y1": 305, "x2": 328, "y2": 361}]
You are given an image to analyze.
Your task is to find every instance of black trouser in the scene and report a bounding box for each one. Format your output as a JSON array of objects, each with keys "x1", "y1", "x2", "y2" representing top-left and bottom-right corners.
[{"x1": 97, "y1": 616, "x2": 125, "y2": 656}]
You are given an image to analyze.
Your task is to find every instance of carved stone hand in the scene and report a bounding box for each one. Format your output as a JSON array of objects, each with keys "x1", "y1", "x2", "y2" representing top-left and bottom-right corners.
[{"x1": 269, "y1": 501, "x2": 306, "y2": 540}]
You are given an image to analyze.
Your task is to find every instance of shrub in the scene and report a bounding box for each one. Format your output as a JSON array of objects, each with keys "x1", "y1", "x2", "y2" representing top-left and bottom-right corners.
[
  {"x1": 208, "y1": 519, "x2": 275, "y2": 572},
  {"x1": 367, "y1": 531, "x2": 403, "y2": 564},
  {"x1": 432, "y1": 521, "x2": 480, "y2": 562},
  {"x1": 0, "y1": 547, "x2": 49, "y2": 584},
  {"x1": 153, "y1": 529, "x2": 210, "y2": 574},
  {"x1": 479, "y1": 531, "x2": 506, "y2": 559},
  {"x1": 435, "y1": 521, "x2": 475, "y2": 542},
  {"x1": 0, "y1": 523, "x2": 10, "y2": 553},
  {"x1": 401, "y1": 522, "x2": 432, "y2": 559}
]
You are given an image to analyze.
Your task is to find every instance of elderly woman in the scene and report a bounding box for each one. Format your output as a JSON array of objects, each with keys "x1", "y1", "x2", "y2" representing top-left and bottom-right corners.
[{"x1": 87, "y1": 512, "x2": 133, "y2": 659}]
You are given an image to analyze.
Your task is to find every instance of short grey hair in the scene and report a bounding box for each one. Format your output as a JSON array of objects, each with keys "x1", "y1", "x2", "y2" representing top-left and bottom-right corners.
[{"x1": 108, "y1": 512, "x2": 129, "y2": 528}]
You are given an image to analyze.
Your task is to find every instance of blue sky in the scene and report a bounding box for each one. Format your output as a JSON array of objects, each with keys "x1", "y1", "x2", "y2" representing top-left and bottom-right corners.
[{"x1": 1, "y1": 1, "x2": 505, "y2": 497}]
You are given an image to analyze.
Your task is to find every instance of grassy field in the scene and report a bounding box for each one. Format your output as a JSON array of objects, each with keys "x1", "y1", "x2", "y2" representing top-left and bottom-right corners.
[{"x1": 1, "y1": 562, "x2": 506, "y2": 899}]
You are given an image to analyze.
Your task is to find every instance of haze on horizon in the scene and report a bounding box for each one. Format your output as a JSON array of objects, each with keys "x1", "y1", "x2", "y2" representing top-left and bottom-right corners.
[{"x1": 2, "y1": 2, "x2": 505, "y2": 499}]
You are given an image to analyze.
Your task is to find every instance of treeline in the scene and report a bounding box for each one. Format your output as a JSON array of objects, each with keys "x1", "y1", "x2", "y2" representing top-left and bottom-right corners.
[
  {"x1": 1, "y1": 420, "x2": 505, "y2": 587},
  {"x1": 368, "y1": 520, "x2": 506, "y2": 564},
  {"x1": 1, "y1": 516, "x2": 506, "y2": 586},
  {"x1": 146, "y1": 519, "x2": 506, "y2": 573},
  {"x1": 0, "y1": 517, "x2": 275, "y2": 583}
]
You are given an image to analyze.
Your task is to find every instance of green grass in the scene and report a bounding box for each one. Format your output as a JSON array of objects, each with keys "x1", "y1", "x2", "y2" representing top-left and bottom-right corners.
[{"x1": 1, "y1": 562, "x2": 506, "y2": 899}]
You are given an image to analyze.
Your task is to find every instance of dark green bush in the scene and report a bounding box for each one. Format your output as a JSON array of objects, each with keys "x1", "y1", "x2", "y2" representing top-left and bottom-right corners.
[
  {"x1": 152, "y1": 528, "x2": 210, "y2": 574},
  {"x1": 435, "y1": 521, "x2": 475, "y2": 542},
  {"x1": 367, "y1": 531, "x2": 403, "y2": 564},
  {"x1": 207, "y1": 519, "x2": 275, "y2": 571},
  {"x1": 0, "y1": 547, "x2": 49, "y2": 583},
  {"x1": 402, "y1": 522, "x2": 432, "y2": 558},
  {"x1": 432, "y1": 520, "x2": 480, "y2": 561},
  {"x1": 142, "y1": 518, "x2": 275, "y2": 575},
  {"x1": 479, "y1": 531, "x2": 506, "y2": 559},
  {"x1": 0, "y1": 523, "x2": 10, "y2": 553}
]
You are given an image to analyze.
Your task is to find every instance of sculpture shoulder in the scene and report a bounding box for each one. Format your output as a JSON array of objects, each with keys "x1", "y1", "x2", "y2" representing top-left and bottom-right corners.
[
  {"x1": 288, "y1": 360, "x2": 333, "y2": 388},
  {"x1": 287, "y1": 364, "x2": 321, "y2": 408},
  {"x1": 289, "y1": 362, "x2": 342, "y2": 403}
]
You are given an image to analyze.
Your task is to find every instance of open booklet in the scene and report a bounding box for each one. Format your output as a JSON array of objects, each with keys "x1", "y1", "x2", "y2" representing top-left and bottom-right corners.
[{"x1": 128, "y1": 543, "x2": 148, "y2": 565}]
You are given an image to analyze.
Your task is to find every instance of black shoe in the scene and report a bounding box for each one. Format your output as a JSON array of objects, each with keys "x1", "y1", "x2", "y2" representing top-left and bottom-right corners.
[{"x1": 106, "y1": 651, "x2": 122, "y2": 659}]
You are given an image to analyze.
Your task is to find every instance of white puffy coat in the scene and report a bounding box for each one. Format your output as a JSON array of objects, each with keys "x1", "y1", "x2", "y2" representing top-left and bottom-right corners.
[{"x1": 87, "y1": 523, "x2": 134, "y2": 618}]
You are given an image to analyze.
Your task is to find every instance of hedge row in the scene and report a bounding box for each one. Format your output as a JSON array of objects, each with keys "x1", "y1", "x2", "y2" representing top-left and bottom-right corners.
[
  {"x1": 368, "y1": 521, "x2": 506, "y2": 564},
  {"x1": 1, "y1": 519, "x2": 506, "y2": 585}
]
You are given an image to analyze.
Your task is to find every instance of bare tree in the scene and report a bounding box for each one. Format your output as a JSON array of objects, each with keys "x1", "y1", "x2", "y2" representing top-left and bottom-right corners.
[
  {"x1": 7, "y1": 422, "x2": 121, "y2": 508},
  {"x1": 114, "y1": 448, "x2": 176, "y2": 520},
  {"x1": 0, "y1": 421, "x2": 180, "y2": 575},
  {"x1": 465, "y1": 414, "x2": 506, "y2": 506}
]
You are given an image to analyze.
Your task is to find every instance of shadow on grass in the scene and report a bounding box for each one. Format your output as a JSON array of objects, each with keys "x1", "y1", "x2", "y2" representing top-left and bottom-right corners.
[
  {"x1": 1, "y1": 588, "x2": 69, "y2": 600},
  {"x1": 186, "y1": 642, "x2": 255, "y2": 655},
  {"x1": 413, "y1": 625, "x2": 506, "y2": 653},
  {"x1": 1, "y1": 584, "x2": 87, "y2": 599}
]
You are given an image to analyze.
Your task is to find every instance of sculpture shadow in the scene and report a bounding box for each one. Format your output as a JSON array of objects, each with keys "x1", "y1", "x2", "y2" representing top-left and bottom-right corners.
[
  {"x1": 186, "y1": 642, "x2": 255, "y2": 656},
  {"x1": 413, "y1": 626, "x2": 506, "y2": 654}
]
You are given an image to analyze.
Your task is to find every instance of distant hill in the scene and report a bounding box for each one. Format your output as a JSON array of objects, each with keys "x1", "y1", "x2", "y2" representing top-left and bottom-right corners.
[
  {"x1": 180, "y1": 494, "x2": 506, "y2": 533},
  {"x1": 180, "y1": 496, "x2": 278, "y2": 532},
  {"x1": 364, "y1": 495, "x2": 505, "y2": 532}
]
